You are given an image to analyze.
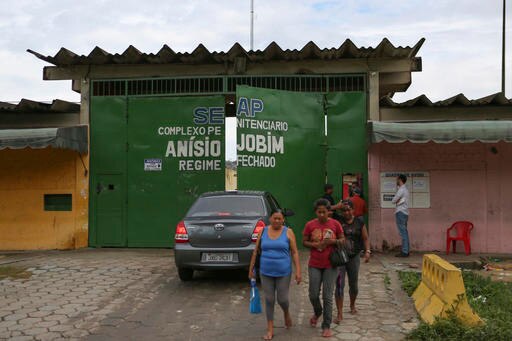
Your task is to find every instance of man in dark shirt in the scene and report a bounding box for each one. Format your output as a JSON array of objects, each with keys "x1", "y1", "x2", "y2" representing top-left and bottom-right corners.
[{"x1": 322, "y1": 184, "x2": 343, "y2": 221}]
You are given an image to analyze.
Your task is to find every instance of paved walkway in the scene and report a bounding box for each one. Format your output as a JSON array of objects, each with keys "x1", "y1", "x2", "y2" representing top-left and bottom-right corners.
[
  {"x1": 327, "y1": 258, "x2": 419, "y2": 341},
  {"x1": 0, "y1": 249, "x2": 420, "y2": 340},
  {"x1": 0, "y1": 250, "x2": 171, "y2": 341}
]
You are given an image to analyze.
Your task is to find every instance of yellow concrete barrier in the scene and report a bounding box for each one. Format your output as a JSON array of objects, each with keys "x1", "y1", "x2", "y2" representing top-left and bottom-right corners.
[{"x1": 412, "y1": 254, "x2": 482, "y2": 325}]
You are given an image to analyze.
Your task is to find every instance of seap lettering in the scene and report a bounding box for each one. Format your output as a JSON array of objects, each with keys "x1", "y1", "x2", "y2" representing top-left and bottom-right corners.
[
  {"x1": 236, "y1": 97, "x2": 264, "y2": 118},
  {"x1": 193, "y1": 107, "x2": 225, "y2": 125}
]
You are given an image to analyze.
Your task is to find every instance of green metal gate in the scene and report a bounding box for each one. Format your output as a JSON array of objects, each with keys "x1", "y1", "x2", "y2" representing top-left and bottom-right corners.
[
  {"x1": 89, "y1": 95, "x2": 225, "y2": 247},
  {"x1": 236, "y1": 86, "x2": 326, "y2": 243},
  {"x1": 326, "y1": 92, "x2": 368, "y2": 212},
  {"x1": 89, "y1": 75, "x2": 366, "y2": 248},
  {"x1": 90, "y1": 97, "x2": 127, "y2": 247},
  {"x1": 236, "y1": 86, "x2": 367, "y2": 243}
]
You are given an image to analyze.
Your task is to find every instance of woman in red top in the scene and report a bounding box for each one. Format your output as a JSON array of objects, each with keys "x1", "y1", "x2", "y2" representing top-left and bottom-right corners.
[{"x1": 303, "y1": 198, "x2": 344, "y2": 338}]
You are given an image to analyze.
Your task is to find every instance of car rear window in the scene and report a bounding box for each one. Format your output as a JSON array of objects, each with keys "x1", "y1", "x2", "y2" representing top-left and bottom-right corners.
[{"x1": 187, "y1": 196, "x2": 266, "y2": 217}]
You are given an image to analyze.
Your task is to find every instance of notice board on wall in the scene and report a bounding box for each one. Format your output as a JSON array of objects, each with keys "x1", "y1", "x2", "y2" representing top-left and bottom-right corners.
[{"x1": 380, "y1": 172, "x2": 430, "y2": 208}]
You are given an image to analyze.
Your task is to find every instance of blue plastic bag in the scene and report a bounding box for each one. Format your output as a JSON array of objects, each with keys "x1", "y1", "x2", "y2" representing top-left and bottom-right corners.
[{"x1": 249, "y1": 278, "x2": 262, "y2": 314}]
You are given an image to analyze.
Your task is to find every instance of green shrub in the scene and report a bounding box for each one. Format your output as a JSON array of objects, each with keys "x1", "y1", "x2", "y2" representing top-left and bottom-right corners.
[
  {"x1": 400, "y1": 270, "x2": 512, "y2": 341},
  {"x1": 398, "y1": 270, "x2": 421, "y2": 296}
]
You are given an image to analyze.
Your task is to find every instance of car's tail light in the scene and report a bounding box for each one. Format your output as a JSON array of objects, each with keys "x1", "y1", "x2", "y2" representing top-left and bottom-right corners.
[
  {"x1": 251, "y1": 220, "x2": 266, "y2": 242},
  {"x1": 175, "y1": 221, "x2": 189, "y2": 243}
]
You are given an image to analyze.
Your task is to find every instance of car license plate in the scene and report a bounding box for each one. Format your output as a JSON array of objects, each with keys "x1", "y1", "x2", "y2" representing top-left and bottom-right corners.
[{"x1": 202, "y1": 253, "x2": 234, "y2": 262}]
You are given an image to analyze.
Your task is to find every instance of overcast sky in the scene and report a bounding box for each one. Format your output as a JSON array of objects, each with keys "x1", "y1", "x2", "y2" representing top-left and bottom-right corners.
[
  {"x1": 0, "y1": 1, "x2": 509, "y2": 159},
  {"x1": 0, "y1": 0, "x2": 509, "y2": 103}
]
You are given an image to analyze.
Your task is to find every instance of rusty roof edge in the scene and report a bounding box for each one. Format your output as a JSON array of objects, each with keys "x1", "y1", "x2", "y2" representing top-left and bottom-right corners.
[
  {"x1": 0, "y1": 101, "x2": 17, "y2": 110},
  {"x1": 27, "y1": 39, "x2": 425, "y2": 66},
  {"x1": 408, "y1": 38, "x2": 426, "y2": 58},
  {"x1": 0, "y1": 99, "x2": 80, "y2": 113},
  {"x1": 27, "y1": 49, "x2": 55, "y2": 64},
  {"x1": 381, "y1": 92, "x2": 512, "y2": 107}
]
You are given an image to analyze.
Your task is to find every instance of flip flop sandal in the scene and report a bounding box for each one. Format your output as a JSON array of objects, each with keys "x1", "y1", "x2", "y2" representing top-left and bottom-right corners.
[
  {"x1": 310, "y1": 315, "x2": 319, "y2": 327},
  {"x1": 322, "y1": 329, "x2": 333, "y2": 338}
]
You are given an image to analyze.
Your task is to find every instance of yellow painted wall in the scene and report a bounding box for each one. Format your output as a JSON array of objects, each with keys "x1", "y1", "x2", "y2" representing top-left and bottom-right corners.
[{"x1": 0, "y1": 147, "x2": 89, "y2": 250}]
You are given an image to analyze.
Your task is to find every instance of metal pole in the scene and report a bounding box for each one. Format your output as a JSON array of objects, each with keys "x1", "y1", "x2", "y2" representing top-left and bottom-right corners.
[
  {"x1": 250, "y1": 0, "x2": 254, "y2": 51},
  {"x1": 502, "y1": 0, "x2": 506, "y2": 94}
]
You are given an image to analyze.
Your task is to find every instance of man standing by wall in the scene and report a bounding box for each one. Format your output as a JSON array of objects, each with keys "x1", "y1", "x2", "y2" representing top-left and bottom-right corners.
[{"x1": 392, "y1": 174, "x2": 410, "y2": 257}]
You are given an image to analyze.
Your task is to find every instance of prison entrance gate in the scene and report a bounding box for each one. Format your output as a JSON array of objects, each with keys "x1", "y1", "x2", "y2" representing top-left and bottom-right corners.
[
  {"x1": 237, "y1": 86, "x2": 367, "y2": 245},
  {"x1": 89, "y1": 96, "x2": 225, "y2": 247},
  {"x1": 89, "y1": 76, "x2": 366, "y2": 248}
]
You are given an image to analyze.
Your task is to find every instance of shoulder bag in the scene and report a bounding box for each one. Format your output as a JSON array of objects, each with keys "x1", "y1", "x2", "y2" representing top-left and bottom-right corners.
[{"x1": 329, "y1": 240, "x2": 351, "y2": 267}]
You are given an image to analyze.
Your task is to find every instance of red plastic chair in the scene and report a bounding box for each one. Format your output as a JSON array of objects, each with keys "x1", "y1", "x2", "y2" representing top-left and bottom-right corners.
[{"x1": 446, "y1": 221, "x2": 474, "y2": 255}]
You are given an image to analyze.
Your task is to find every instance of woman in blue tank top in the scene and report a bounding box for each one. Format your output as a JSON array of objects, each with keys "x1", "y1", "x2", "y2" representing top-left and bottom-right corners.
[{"x1": 249, "y1": 209, "x2": 301, "y2": 340}]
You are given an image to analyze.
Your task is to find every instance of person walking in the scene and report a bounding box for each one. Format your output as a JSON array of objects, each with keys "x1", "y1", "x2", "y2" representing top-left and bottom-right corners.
[
  {"x1": 349, "y1": 188, "x2": 367, "y2": 219},
  {"x1": 392, "y1": 174, "x2": 410, "y2": 257},
  {"x1": 249, "y1": 209, "x2": 301, "y2": 341},
  {"x1": 303, "y1": 198, "x2": 344, "y2": 338},
  {"x1": 334, "y1": 200, "x2": 370, "y2": 323}
]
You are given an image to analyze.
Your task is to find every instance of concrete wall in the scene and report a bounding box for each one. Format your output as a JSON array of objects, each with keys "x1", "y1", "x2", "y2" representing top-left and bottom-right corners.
[
  {"x1": 368, "y1": 141, "x2": 512, "y2": 253},
  {"x1": 0, "y1": 147, "x2": 88, "y2": 250}
]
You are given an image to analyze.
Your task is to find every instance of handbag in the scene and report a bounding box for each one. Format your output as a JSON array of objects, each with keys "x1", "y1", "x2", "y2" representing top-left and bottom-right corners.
[{"x1": 329, "y1": 241, "x2": 350, "y2": 267}]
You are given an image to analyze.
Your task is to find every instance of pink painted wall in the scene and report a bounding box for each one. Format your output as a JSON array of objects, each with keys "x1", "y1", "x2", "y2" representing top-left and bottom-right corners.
[{"x1": 368, "y1": 141, "x2": 512, "y2": 253}]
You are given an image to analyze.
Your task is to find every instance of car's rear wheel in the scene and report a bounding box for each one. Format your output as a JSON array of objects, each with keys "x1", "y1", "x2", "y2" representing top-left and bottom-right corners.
[{"x1": 178, "y1": 268, "x2": 194, "y2": 281}]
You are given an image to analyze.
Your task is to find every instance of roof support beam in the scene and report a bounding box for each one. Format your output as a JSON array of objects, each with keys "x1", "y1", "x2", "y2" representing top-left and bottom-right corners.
[
  {"x1": 72, "y1": 79, "x2": 81, "y2": 93},
  {"x1": 80, "y1": 78, "x2": 90, "y2": 125},
  {"x1": 43, "y1": 58, "x2": 420, "y2": 81},
  {"x1": 368, "y1": 71, "x2": 380, "y2": 121},
  {"x1": 43, "y1": 58, "x2": 420, "y2": 96},
  {"x1": 379, "y1": 72, "x2": 412, "y2": 97}
]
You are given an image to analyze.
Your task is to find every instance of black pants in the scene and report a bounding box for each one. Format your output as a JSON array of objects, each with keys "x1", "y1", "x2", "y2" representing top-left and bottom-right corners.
[{"x1": 335, "y1": 255, "x2": 360, "y2": 298}]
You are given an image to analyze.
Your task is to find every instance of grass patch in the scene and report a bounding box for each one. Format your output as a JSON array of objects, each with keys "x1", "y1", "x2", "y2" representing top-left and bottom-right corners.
[
  {"x1": 400, "y1": 270, "x2": 512, "y2": 340},
  {"x1": 384, "y1": 273, "x2": 391, "y2": 289},
  {"x1": 398, "y1": 271, "x2": 421, "y2": 296},
  {"x1": 0, "y1": 266, "x2": 32, "y2": 280}
]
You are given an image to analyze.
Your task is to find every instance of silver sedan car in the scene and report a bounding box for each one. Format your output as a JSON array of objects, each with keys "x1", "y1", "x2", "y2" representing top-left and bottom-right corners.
[{"x1": 174, "y1": 190, "x2": 293, "y2": 281}]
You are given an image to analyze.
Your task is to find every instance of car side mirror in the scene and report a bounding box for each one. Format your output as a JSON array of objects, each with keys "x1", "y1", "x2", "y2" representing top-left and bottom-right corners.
[{"x1": 283, "y1": 208, "x2": 295, "y2": 217}]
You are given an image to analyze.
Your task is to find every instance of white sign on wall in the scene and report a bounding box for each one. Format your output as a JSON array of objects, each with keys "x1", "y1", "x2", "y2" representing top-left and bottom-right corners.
[
  {"x1": 380, "y1": 172, "x2": 430, "y2": 209},
  {"x1": 144, "y1": 158, "x2": 162, "y2": 171}
]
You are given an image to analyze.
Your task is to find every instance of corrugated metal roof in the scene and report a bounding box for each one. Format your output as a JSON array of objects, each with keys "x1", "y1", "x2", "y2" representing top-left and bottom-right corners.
[
  {"x1": 381, "y1": 92, "x2": 512, "y2": 107},
  {"x1": 0, "y1": 125, "x2": 88, "y2": 153},
  {"x1": 0, "y1": 99, "x2": 80, "y2": 113},
  {"x1": 27, "y1": 38, "x2": 425, "y2": 66},
  {"x1": 370, "y1": 120, "x2": 512, "y2": 143}
]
